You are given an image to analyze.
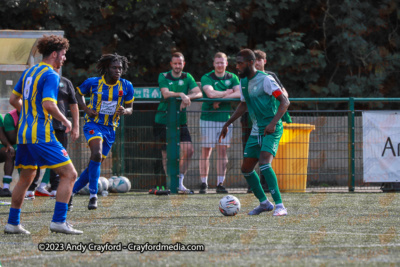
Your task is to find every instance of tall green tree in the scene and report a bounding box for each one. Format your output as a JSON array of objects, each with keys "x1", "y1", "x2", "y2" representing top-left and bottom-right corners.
[{"x1": 0, "y1": 0, "x2": 398, "y2": 97}]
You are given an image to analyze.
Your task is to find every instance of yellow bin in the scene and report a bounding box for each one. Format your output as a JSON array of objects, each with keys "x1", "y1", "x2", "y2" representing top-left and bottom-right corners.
[{"x1": 272, "y1": 123, "x2": 315, "y2": 192}]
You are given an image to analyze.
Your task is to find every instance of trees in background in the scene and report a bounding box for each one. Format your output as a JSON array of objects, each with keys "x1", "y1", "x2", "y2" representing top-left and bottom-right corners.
[{"x1": 1, "y1": 0, "x2": 398, "y2": 97}]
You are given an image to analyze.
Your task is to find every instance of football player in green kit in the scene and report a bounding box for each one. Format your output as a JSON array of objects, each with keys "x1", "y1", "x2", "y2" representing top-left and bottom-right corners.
[
  {"x1": 198, "y1": 52, "x2": 240, "y2": 194},
  {"x1": 219, "y1": 49, "x2": 290, "y2": 216},
  {"x1": 154, "y1": 52, "x2": 202, "y2": 193}
]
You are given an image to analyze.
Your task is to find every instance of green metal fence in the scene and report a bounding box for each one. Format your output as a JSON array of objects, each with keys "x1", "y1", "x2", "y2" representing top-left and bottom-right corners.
[{"x1": 66, "y1": 96, "x2": 400, "y2": 193}]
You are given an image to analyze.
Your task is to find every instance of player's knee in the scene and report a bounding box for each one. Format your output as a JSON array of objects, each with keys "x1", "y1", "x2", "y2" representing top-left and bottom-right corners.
[
  {"x1": 91, "y1": 152, "x2": 102, "y2": 162},
  {"x1": 189, "y1": 148, "x2": 194, "y2": 158},
  {"x1": 241, "y1": 162, "x2": 254, "y2": 173},
  {"x1": 186, "y1": 147, "x2": 194, "y2": 158},
  {"x1": 224, "y1": 158, "x2": 229, "y2": 166},
  {"x1": 70, "y1": 169, "x2": 78, "y2": 181}
]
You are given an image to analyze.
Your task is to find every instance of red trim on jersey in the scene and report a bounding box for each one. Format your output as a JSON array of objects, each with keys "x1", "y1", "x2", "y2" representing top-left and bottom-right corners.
[{"x1": 272, "y1": 89, "x2": 283, "y2": 98}]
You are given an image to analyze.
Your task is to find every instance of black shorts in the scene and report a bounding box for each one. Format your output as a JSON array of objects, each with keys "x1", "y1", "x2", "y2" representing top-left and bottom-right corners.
[{"x1": 153, "y1": 123, "x2": 192, "y2": 150}]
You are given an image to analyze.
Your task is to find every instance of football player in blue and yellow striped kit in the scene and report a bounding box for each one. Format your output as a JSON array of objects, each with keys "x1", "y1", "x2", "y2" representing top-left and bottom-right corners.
[
  {"x1": 4, "y1": 35, "x2": 83, "y2": 235},
  {"x1": 72, "y1": 54, "x2": 134, "y2": 210}
]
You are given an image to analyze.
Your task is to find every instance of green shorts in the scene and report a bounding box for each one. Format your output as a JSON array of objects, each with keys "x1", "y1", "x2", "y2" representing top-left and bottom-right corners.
[
  {"x1": 244, "y1": 127, "x2": 283, "y2": 158},
  {"x1": 0, "y1": 144, "x2": 17, "y2": 150}
]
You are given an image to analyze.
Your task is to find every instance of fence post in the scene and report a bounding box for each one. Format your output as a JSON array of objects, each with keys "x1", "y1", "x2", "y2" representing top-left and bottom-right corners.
[
  {"x1": 348, "y1": 97, "x2": 355, "y2": 192},
  {"x1": 166, "y1": 98, "x2": 180, "y2": 193},
  {"x1": 120, "y1": 115, "x2": 125, "y2": 176},
  {"x1": 112, "y1": 118, "x2": 122, "y2": 176}
]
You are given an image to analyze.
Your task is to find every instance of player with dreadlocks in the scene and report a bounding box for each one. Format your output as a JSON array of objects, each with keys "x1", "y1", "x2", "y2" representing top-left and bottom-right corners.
[{"x1": 71, "y1": 54, "x2": 134, "y2": 210}]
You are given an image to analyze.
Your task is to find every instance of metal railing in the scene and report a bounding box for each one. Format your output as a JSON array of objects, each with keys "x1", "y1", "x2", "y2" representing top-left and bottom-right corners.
[{"x1": 64, "y1": 97, "x2": 400, "y2": 193}]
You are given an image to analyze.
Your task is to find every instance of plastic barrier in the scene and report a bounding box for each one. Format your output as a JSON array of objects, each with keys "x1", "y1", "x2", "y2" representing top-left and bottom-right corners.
[{"x1": 272, "y1": 123, "x2": 315, "y2": 192}]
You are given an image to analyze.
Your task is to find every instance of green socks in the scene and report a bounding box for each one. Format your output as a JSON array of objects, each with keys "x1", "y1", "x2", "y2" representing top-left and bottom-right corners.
[
  {"x1": 242, "y1": 170, "x2": 267, "y2": 203},
  {"x1": 260, "y1": 163, "x2": 282, "y2": 204}
]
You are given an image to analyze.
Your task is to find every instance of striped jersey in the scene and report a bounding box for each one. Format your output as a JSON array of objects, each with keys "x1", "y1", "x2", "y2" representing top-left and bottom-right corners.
[
  {"x1": 240, "y1": 71, "x2": 283, "y2": 135},
  {"x1": 13, "y1": 62, "x2": 60, "y2": 144},
  {"x1": 77, "y1": 76, "x2": 134, "y2": 128}
]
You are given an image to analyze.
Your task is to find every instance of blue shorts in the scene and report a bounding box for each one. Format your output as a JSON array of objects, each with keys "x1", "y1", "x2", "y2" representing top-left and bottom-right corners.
[
  {"x1": 15, "y1": 142, "x2": 72, "y2": 169},
  {"x1": 83, "y1": 121, "x2": 115, "y2": 158}
]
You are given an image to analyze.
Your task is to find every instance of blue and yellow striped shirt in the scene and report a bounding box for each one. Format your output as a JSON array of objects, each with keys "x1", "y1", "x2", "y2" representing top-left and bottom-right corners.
[
  {"x1": 13, "y1": 62, "x2": 60, "y2": 144},
  {"x1": 77, "y1": 76, "x2": 134, "y2": 128}
]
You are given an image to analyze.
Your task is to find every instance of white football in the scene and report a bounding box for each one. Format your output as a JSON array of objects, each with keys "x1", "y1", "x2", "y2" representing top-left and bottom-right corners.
[
  {"x1": 109, "y1": 176, "x2": 119, "y2": 181},
  {"x1": 78, "y1": 178, "x2": 103, "y2": 195},
  {"x1": 219, "y1": 195, "x2": 241, "y2": 216},
  {"x1": 97, "y1": 178, "x2": 103, "y2": 194},
  {"x1": 99, "y1": 176, "x2": 109, "y2": 191},
  {"x1": 109, "y1": 176, "x2": 131, "y2": 193},
  {"x1": 78, "y1": 183, "x2": 90, "y2": 195}
]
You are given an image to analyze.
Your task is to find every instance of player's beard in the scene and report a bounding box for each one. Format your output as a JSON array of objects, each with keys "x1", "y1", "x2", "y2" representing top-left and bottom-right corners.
[
  {"x1": 172, "y1": 68, "x2": 182, "y2": 76},
  {"x1": 238, "y1": 65, "x2": 250, "y2": 79},
  {"x1": 55, "y1": 53, "x2": 64, "y2": 69}
]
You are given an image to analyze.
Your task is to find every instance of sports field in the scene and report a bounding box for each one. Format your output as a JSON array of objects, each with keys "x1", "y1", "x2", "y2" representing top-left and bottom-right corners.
[{"x1": 1, "y1": 192, "x2": 399, "y2": 266}]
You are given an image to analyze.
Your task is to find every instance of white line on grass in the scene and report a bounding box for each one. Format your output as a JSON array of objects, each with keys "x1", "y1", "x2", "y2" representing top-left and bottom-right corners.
[{"x1": 16, "y1": 220, "x2": 399, "y2": 237}]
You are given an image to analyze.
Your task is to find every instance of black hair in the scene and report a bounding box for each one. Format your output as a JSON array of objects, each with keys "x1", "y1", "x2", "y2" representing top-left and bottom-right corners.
[
  {"x1": 96, "y1": 53, "x2": 129, "y2": 75},
  {"x1": 237, "y1": 49, "x2": 256, "y2": 62}
]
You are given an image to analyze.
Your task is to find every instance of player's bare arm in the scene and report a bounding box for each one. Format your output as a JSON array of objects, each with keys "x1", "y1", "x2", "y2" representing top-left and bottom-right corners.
[
  {"x1": 281, "y1": 87, "x2": 289, "y2": 98},
  {"x1": 264, "y1": 93, "x2": 290, "y2": 136},
  {"x1": 187, "y1": 86, "x2": 202, "y2": 100},
  {"x1": 160, "y1": 87, "x2": 191, "y2": 111},
  {"x1": 69, "y1": 103, "x2": 80, "y2": 142},
  {"x1": 115, "y1": 101, "x2": 133, "y2": 116},
  {"x1": 76, "y1": 92, "x2": 98, "y2": 118},
  {"x1": 223, "y1": 85, "x2": 241, "y2": 99},
  {"x1": 203, "y1": 85, "x2": 233, "y2": 99},
  {"x1": 219, "y1": 101, "x2": 248, "y2": 143},
  {"x1": 9, "y1": 93, "x2": 22, "y2": 114},
  {"x1": 182, "y1": 86, "x2": 201, "y2": 110},
  {"x1": 212, "y1": 86, "x2": 239, "y2": 109}
]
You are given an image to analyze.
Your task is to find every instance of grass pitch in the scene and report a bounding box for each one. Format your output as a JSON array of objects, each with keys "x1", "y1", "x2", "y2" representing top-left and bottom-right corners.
[{"x1": 1, "y1": 192, "x2": 399, "y2": 266}]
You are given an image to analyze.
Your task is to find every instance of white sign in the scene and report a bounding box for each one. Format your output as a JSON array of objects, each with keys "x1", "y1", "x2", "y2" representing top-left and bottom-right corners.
[
  {"x1": 100, "y1": 101, "x2": 118, "y2": 115},
  {"x1": 363, "y1": 111, "x2": 400, "y2": 182}
]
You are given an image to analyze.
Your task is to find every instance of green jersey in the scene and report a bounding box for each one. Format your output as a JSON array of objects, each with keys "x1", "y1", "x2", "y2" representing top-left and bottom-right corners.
[
  {"x1": 200, "y1": 71, "x2": 240, "y2": 122},
  {"x1": 240, "y1": 71, "x2": 283, "y2": 135},
  {"x1": 0, "y1": 112, "x2": 18, "y2": 149},
  {"x1": 155, "y1": 71, "x2": 198, "y2": 125},
  {"x1": 3, "y1": 113, "x2": 17, "y2": 132}
]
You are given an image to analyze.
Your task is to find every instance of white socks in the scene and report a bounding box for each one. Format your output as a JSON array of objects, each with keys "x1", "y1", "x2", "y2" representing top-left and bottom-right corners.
[
  {"x1": 201, "y1": 177, "x2": 207, "y2": 184},
  {"x1": 217, "y1": 176, "x2": 225, "y2": 185},
  {"x1": 179, "y1": 173, "x2": 185, "y2": 189}
]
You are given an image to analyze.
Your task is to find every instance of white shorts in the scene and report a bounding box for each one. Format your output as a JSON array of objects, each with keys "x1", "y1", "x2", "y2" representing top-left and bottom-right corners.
[{"x1": 200, "y1": 119, "x2": 233, "y2": 148}]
